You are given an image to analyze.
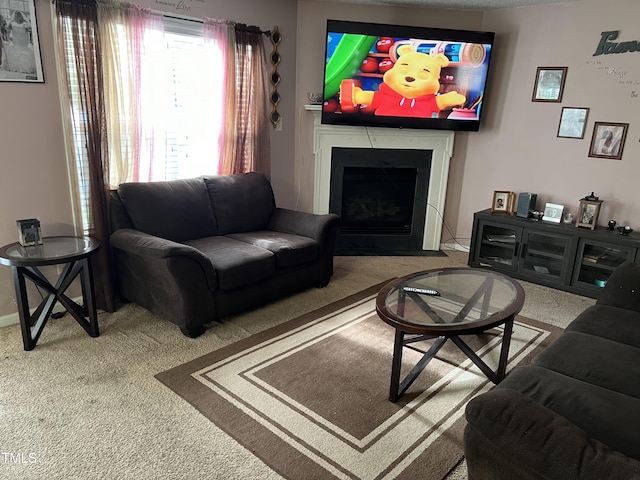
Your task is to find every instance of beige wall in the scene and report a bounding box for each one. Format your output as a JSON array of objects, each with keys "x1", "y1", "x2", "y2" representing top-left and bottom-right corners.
[
  {"x1": 459, "y1": 0, "x2": 640, "y2": 244},
  {"x1": 294, "y1": 0, "x2": 640, "y2": 248}
]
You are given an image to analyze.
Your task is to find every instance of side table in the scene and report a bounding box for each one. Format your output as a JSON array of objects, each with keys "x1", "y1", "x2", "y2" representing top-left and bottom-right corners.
[{"x1": 0, "y1": 236, "x2": 100, "y2": 350}]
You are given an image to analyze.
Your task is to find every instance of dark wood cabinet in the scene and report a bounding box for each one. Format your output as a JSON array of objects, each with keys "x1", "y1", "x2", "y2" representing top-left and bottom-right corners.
[{"x1": 469, "y1": 209, "x2": 640, "y2": 298}]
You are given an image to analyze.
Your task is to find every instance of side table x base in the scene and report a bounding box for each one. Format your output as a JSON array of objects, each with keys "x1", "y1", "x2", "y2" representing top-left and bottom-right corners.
[{"x1": 12, "y1": 258, "x2": 99, "y2": 351}]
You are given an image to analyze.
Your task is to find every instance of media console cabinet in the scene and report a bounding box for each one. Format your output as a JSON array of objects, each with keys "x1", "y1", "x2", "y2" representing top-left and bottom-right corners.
[{"x1": 468, "y1": 209, "x2": 640, "y2": 298}]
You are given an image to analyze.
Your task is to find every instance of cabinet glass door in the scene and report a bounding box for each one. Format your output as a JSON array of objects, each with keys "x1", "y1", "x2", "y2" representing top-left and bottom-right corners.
[
  {"x1": 519, "y1": 230, "x2": 574, "y2": 283},
  {"x1": 475, "y1": 221, "x2": 520, "y2": 271},
  {"x1": 574, "y1": 240, "x2": 636, "y2": 292}
]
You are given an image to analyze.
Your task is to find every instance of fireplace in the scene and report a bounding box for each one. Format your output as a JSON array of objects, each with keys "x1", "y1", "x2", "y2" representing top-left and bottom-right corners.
[
  {"x1": 329, "y1": 148, "x2": 430, "y2": 253},
  {"x1": 305, "y1": 105, "x2": 455, "y2": 252}
]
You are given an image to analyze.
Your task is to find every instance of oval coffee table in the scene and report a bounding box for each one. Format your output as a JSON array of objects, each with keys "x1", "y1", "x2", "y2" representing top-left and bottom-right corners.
[{"x1": 376, "y1": 268, "x2": 525, "y2": 402}]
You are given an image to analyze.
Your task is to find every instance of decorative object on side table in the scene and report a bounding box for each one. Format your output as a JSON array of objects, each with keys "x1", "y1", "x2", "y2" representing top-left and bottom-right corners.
[
  {"x1": 608, "y1": 220, "x2": 617, "y2": 231},
  {"x1": 16, "y1": 218, "x2": 42, "y2": 246},
  {"x1": 617, "y1": 226, "x2": 633, "y2": 236},
  {"x1": 576, "y1": 192, "x2": 603, "y2": 230}
]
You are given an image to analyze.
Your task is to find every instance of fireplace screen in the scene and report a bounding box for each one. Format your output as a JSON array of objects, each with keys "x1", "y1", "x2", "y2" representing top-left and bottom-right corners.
[
  {"x1": 341, "y1": 167, "x2": 417, "y2": 235},
  {"x1": 328, "y1": 147, "x2": 431, "y2": 253}
]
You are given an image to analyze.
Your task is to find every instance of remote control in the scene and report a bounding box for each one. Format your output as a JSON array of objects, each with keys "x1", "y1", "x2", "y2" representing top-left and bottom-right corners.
[{"x1": 402, "y1": 286, "x2": 440, "y2": 296}]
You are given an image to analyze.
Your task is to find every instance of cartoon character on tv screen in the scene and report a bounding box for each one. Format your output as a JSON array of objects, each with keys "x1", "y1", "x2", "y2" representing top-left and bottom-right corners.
[
  {"x1": 335, "y1": 41, "x2": 466, "y2": 118},
  {"x1": 340, "y1": 44, "x2": 465, "y2": 117}
]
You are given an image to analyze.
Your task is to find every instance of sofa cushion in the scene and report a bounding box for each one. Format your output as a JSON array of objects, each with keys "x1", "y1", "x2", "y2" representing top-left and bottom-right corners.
[
  {"x1": 566, "y1": 304, "x2": 640, "y2": 349},
  {"x1": 465, "y1": 388, "x2": 640, "y2": 480},
  {"x1": 117, "y1": 177, "x2": 217, "y2": 242},
  {"x1": 226, "y1": 231, "x2": 318, "y2": 268},
  {"x1": 531, "y1": 331, "x2": 640, "y2": 398},
  {"x1": 498, "y1": 365, "x2": 640, "y2": 461},
  {"x1": 204, "y1": 173, "x2": 275, "y2": 235},
  {"x1": 185, "y1": 236, "x2": 275, "y2": 291}
]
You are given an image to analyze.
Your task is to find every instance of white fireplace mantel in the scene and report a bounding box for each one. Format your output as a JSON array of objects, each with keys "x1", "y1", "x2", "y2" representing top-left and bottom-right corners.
[{"x1": 305, "y1": 105, "x2": 454, "y2": 251}]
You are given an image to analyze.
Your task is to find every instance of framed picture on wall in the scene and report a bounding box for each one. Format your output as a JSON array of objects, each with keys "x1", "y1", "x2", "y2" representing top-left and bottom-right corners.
[
  {"x1": 557, "y1": 107, "x2": 589, "y2": 139},
  {"x1": 532, "y1": 66, "x2": 567, "y2": 102},
  {"x1": 588, "y1": 122, "x2": 628, "y2": 160},
  {"x1": 0, "y1": 0, "x2": 45, "y2": 83}
]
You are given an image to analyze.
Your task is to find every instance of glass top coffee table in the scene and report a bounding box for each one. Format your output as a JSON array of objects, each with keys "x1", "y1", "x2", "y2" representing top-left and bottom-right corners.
[
  {"x1": 0, "y1": 236, "x2": 100, "y2": 351},
  {"x1": 376, "y1": 268, "x2": 525, "y2": 402}
]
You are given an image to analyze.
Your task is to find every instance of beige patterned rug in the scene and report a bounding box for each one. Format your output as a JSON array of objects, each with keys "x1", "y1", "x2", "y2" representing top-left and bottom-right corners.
[{"x1": 156, "y1": 282, "x2": 562, "y2": 480}]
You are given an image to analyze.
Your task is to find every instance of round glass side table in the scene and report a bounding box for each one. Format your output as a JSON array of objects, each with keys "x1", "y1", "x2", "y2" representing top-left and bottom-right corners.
[{"x1": 0, "y1": 236, "x2": 101, "y2": 351}]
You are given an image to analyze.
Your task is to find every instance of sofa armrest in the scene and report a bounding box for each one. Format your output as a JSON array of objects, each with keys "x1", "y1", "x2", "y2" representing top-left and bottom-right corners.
[
  {"x1": 464, "y1": 388, "x2": 640, "y2": 480},
  {"x1": 596, "y1": 261, "x2": 640, "y2": 312},
  {"x1": 110, "y1": 229, "x2": 217, "y2": 290},
  {"x1": 267, "y1": 208, "x2": 340, "y2": 247}
]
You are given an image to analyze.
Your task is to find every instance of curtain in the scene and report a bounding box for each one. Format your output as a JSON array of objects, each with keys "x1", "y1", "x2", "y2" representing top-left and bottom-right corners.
[
  {"x1": 232, "y1": 25, "x2": 271, "y2": 175},
  {"x1": 97, "y1": 2, "x2": 165, "y2": 184},
  {"x1": 54, "y1": 0, "x2": 115, "y2": 313},
  {"x1": 204, "y1": 19, "x2": 237, "y2": 175}
]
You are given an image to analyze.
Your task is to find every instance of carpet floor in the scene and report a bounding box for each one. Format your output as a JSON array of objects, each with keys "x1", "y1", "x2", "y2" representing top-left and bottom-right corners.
[
  {"x1": 0, "y1": 251, "x2": 595, "y2": 479},
  {"x1": 157, "y1": 281, "x2": 562, "y2": 480}
]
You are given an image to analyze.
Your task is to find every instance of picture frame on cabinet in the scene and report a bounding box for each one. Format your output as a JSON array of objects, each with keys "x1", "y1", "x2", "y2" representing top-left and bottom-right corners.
[
  {"x1": 542, "y1": 203, "x2": 564, "y2": 223},
  {"x1": 557, "y1": 107, "x2": 589, "y2": 139},
  {"x1": 532, "y1": 66, "x2": 567, "y2": 102},
  {"x1": 576, "y1": 200, "x2": 602, "y2": 230},
  {"x1": 492, "y1": 191, "x2": 516, "y2": 214},
  {"x1": 0, "y1": 0, "x2": 45, "y2": 83},
  {"x1": 588, "y1": 122, "x2": 628, "y2": 160}
]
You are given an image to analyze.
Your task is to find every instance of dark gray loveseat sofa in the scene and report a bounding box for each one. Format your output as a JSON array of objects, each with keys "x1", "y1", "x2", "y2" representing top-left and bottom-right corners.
[
  {"x1": 464, "y1": 261, "x2": 640, "y2": 479},
  {"x1": 109, "y1": 172, "x2": 340, "y2": 338}
]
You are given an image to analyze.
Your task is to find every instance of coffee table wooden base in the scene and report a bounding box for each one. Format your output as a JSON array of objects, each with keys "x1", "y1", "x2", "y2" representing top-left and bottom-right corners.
[{"x1": 389, "y1": 318, "x2": 514, "y2": 402}]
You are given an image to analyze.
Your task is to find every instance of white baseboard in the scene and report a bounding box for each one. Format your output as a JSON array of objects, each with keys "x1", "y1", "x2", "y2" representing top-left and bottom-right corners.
[{"x1": 0, "y1": 298, "x2": 83, "y2": 328}]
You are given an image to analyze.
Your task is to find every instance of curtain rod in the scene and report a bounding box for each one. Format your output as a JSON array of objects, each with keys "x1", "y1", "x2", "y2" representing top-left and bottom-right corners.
[
  {"x1": 50, "y1": 0, "x2": 270, "y2": 37},
  {"x1": 162, "y1": 14, "x2": 270, "y2": 36}
]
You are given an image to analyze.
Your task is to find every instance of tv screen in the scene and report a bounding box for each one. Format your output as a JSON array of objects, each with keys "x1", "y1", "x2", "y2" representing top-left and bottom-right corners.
[{"x1": 321, "y1": 20, "x2": 495, "y2": 132}]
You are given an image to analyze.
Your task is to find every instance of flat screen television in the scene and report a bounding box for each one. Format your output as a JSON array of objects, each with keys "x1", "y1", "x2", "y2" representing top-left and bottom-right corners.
[{"x1": 321, "y1": 19, "x2": 495, "y2": 132}]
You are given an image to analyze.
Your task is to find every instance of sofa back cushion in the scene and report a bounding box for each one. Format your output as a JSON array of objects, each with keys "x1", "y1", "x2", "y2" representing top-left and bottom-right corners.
[
  {"x1": 204, "y1": 172, "x2": 275, "y2": 235},
  {"x1": 117, "y1": 177, "x2": 217, "y2": 242}
]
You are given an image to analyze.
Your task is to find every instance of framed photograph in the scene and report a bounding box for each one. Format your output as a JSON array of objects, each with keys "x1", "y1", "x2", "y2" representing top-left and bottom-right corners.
[
  {"x1": 17, "y1": 218, "x2": 42, "y2": 246},
  {"x1": 0, "y1": 0, "x2": 44, "y2": 83},
  {"x1": 576, "y1": 200, "x2": 602, "y2": 230},
  {"x1": 491, "y1": 191, "x2": 515, "y2": 214},
  {"x1": 542, "y1": 203, "x2": 564, "y2": 223},
  {"x1": 532, "y1": 67, "x2": 567, "y2": 102},
  {"x1": 557, "y1": 107, "x2": 589, "y2": 139},
  {"x1": 588, "y1": 122, "x2": 628, "y2": 160}
]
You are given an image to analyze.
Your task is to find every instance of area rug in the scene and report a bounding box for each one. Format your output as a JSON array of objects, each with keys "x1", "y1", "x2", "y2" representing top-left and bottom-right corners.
[{"x1": 156, "y1": 282, "x2": 562, "y2": 480}]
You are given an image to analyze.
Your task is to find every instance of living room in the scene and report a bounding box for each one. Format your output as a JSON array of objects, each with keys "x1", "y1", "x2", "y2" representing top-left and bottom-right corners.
[
  {"x1": 0, "y1": 0, "x2": 638, "y2": 478},
  {"x1": 1, "y1": 0, "x2": 638, "y2": 320}
]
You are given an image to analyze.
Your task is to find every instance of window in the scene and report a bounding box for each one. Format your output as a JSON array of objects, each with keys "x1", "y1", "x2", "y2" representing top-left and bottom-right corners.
[{"x1": 60, "y1": 15, "x2": 225, "y2": 233}]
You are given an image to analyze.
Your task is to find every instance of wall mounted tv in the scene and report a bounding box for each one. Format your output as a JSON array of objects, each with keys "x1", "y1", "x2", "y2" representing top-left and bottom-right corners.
[{"x1": 322, "y1": 20, "x2": 495, "y2": 132}]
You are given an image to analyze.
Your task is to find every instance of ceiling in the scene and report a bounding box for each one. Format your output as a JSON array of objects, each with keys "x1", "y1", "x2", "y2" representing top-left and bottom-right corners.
[{"x1": 319, "y1": 0, "x2": 577, "y2": 9}]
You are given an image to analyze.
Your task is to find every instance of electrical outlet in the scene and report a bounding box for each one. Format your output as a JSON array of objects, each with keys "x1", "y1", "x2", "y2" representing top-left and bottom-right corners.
[{"x1": 275, "y1": 118, "x2": 283, "y2": 132}]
